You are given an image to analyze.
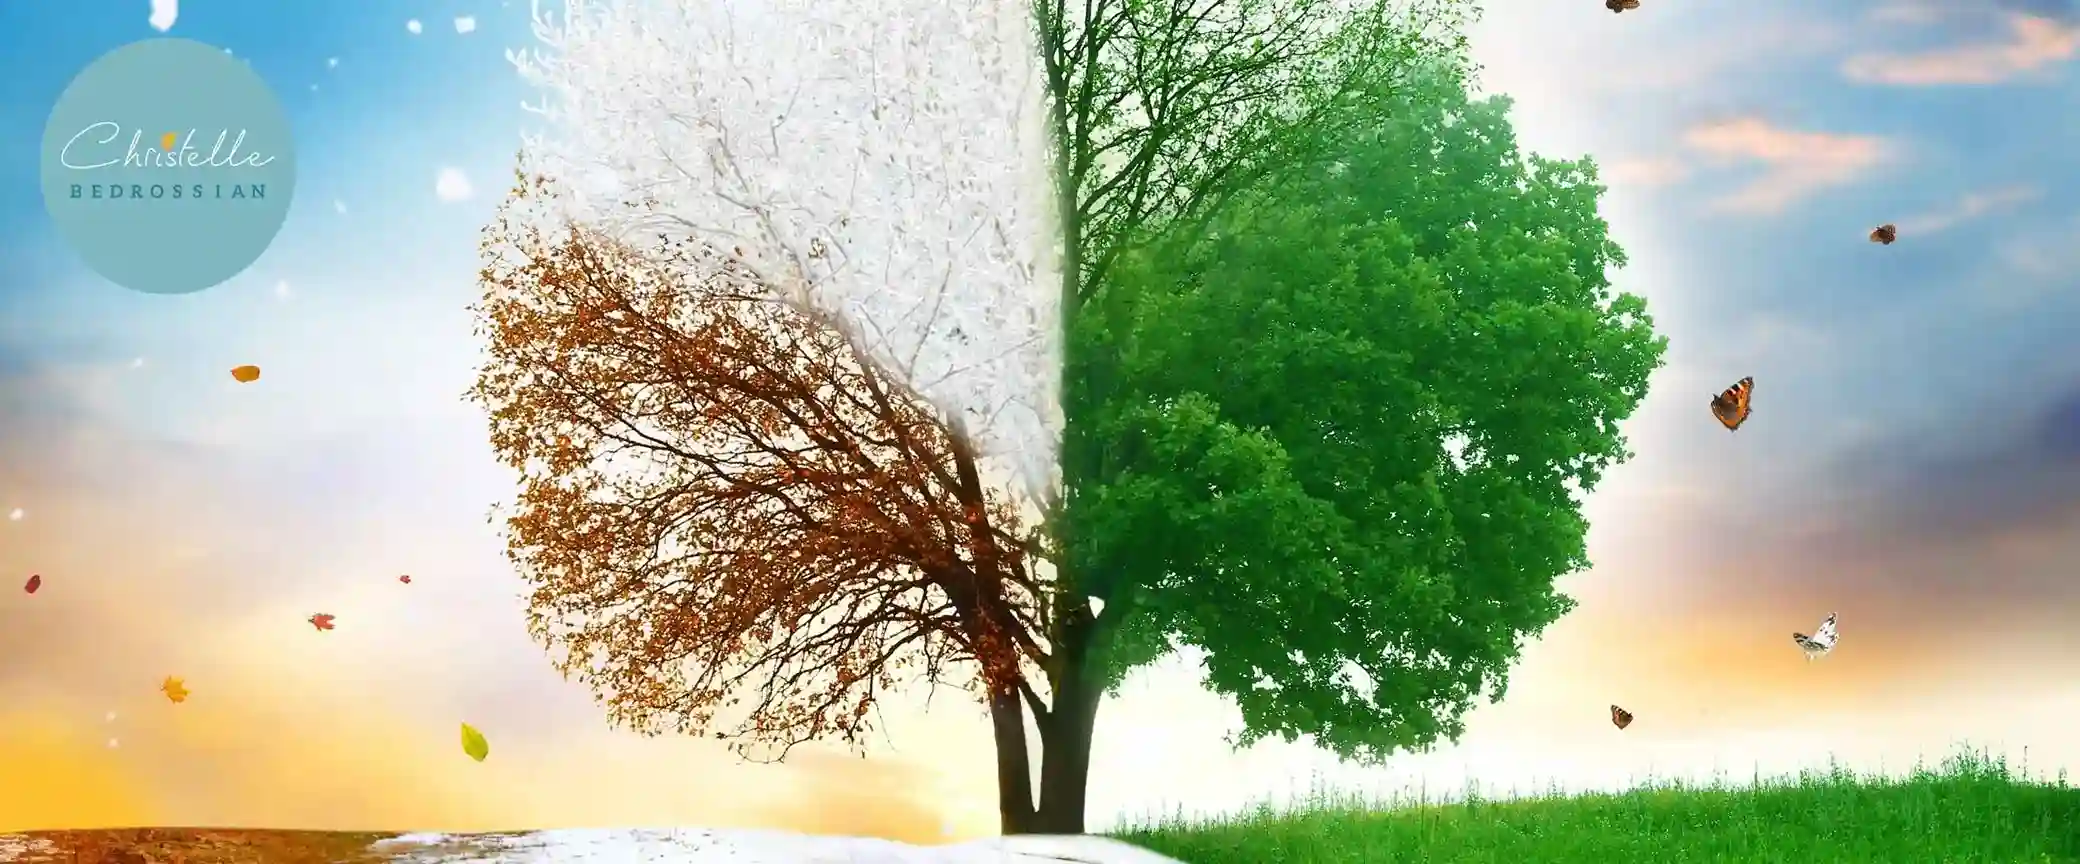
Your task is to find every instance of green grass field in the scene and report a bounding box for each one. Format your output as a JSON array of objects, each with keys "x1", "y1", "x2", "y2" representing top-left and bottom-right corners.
[{"x1": 1115, "y1": 753, "x2": 2080, "y2": 863}]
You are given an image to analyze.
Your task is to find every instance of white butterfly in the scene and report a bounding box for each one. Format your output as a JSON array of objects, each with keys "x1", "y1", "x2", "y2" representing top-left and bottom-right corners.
[{"x1": 1793, "y1": 612, "x2": 1837, "y2": 660}]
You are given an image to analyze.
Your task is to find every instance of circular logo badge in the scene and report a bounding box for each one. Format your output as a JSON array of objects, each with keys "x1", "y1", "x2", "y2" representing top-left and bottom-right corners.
[{"x1": 40, "y1": 38, "x2": 297, "y2": 296}]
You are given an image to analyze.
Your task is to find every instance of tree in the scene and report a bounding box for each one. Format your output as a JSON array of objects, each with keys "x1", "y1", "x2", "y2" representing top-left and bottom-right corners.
[
  {"x1": 1063, "y1": 66, "x2": 1668, "y2": 772},
  {"x1": 488, "y1": 0, "x2": 1657, "y2": 839},
  {"x1": 1033, "y1": 0, "x2": 1479, "y2": 831},
  {"x1": 472, "y1": 174, "x2": 1048, "y2": 789}
]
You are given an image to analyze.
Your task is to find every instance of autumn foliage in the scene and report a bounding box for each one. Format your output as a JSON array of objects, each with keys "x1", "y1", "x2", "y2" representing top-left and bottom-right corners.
[{"x1": 471, "y1": 176, "x2": 1046, "y2": 757}]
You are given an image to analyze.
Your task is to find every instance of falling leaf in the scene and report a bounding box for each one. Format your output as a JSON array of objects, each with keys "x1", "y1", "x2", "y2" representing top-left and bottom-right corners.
[
  {"x1": 160, "y1": 132, "x2": 177, "y2": 151},
  {"x1": 22, "y1": 574, "x2": 39, "y2": 594},
  {"x1": 1869, "y1": 224, "x2": 1897, "y2": 245},
  {"x1": 161, "y1": 677, "x2": 188, "y2": 703},
  {"x1": 460, "y1": 722, "x2": 490, "y2": 761},
  {"x1": 399, "y1": 574, "x2": 412, "y2": 584},
  {"x1": 308, "y1": 613, "x2": 335, "y2": 631},
  {"x1": 230, "y1": 365, "x2": 261, "y2": 383}
]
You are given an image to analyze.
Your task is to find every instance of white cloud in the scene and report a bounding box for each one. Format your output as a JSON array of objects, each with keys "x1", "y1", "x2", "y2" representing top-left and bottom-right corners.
[
  {"x1": 130, "y1": 357, "x2": 145, "y2": 369},
  {"x1": 455, "y1": 16, "x2": 478, "y2": 34},
  {"x1": 1602, "y1": 156, "x2": 1691, "y2": 189},
  {"x1": 333, "y1": 199, "x2": 348, "y2": 214},
  {"x1": 148, "y1": 0, "x2": 177, "y2": 31},
  {"x1": 275, "y1": 280, "x2": 293, "y2": 300},
  {"x1": 1898, "y1": 185, "x2": 2041, "y2": 235},
  {"x1": 406, "y1": 19, "x2": 423, "y2": 34},
  {"x1": 434, "y1": 168, "x2": 474, "y2": 202}
]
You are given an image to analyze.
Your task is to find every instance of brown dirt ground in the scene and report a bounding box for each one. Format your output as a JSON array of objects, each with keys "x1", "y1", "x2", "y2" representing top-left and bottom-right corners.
[{"x1": 0, "y1": 829, "x2": 403, "y2": 864}]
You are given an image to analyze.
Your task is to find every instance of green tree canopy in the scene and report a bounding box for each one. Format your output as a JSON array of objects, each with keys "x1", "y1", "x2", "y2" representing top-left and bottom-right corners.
[{"x1": 1068, "y1": 67, "x2": 1668, "y2": 760}]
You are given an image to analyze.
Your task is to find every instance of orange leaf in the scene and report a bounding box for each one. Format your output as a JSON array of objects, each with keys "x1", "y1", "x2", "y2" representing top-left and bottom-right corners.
[
  {"x1": 230, "y1": 365, "x2": 261, "y2": 383},
  {"x1": 308, "y1": 613, "x2": 335, "y2": 631}
]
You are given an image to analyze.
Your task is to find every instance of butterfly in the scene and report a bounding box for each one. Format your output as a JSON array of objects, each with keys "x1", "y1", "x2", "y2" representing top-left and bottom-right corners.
[
  {"x1": 1606, "y1": 0, "x2": 1641, "y2": 10},
  {"x1": 308, "y1": 613, "x2": 336, "y2": 631},
  {"x1": 1869, "y1": 224, "x2": 1897, "y2": 245},
  {"x1": 1709, "y1": 376, "x2": 1755, "y2": 431},
  {"x1": 1610, "y1": 704, "x2": 1634, "y2": 729},
  {"x1": 1793, "y1": 612, "x2": 1838, "y2": 661}
]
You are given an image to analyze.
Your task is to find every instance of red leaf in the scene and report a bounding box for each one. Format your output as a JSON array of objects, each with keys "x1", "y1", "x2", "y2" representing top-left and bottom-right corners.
[
  {"x1": 398, "y1": 574, "x2": 411, "y2": 584},
  {"x1": 308, "y1": 613, "x2": 335, "y2": 631},
  {"x1": 22, "y1": 574, "x2": 39, "y2": 594}
]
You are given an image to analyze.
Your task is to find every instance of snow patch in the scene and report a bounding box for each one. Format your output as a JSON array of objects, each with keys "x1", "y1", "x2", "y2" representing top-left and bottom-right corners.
[{"x1": 363, "y1": 828, "x2": 1186, "y2": 863}]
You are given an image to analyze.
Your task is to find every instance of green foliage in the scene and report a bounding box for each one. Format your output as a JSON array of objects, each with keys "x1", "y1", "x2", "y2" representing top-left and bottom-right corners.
[
  {"x1": 1064, "y1": 65, "x2": 1668, "y2": 760},
  {"x1": 1113, "y1": 752, "x2": 2080, "y2": 863}
]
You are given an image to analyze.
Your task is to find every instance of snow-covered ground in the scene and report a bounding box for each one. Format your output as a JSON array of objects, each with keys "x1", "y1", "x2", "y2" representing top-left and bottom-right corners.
[
  {"x1": 0, "y1": 828, "x2": 1188, "y2": 864},
  {"x1": 369, "y1": 829, "x2": 1187, "y2": 863}
]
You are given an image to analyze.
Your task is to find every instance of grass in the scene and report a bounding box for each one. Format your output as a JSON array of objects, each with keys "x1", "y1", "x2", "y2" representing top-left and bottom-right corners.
[{"x1": 1115, "y1": 752, "x2": 2080, "y2": 863}]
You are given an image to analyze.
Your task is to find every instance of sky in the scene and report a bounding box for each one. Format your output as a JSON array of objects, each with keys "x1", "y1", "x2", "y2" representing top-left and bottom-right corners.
[{"x1": 2, "y1": 0, "x2": 2079, "y2": 843}]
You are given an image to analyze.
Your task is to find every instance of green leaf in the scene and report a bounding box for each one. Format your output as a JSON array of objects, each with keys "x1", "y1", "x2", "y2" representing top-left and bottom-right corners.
[{"x1": 460, "y1": 722, "x2": 490, "y2": 762}]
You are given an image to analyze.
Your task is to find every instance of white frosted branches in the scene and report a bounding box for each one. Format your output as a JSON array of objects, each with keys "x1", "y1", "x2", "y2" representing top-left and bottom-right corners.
[{"x1": 511, "y1": 0, "x2": 1061, "y2": 506}]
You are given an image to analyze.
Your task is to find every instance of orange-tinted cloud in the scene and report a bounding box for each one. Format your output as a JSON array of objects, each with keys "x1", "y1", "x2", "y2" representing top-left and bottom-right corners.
[
  {"x1": 1680, "y1": 118, "x2": 1892, "y2": 213},
  {"x1": 1844, "y1": 15, "x2": 2080, "y2": 85}
]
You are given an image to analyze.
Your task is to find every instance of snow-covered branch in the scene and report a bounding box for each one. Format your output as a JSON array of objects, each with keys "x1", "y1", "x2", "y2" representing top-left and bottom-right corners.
[{"x1": 510, "y1": 0, "x2": 1061, "y2": 506}]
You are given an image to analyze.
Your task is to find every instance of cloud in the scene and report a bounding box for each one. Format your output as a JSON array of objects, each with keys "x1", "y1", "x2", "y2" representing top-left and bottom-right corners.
[
  {"x1": 1869, "y1": 1, "x2": 1943, "y2": 24},
  {"x1": 1898, "y1": 185, "x2": 2041, "y2": 234},
  {"x1": 434, "y1": 169, "x2": 474, "y2": 202},
  {"x1": 1844, "y1": 14, "x2": 2080, "y2": 84},
  {"x1": 1680, "y1": 118, "x2": 1892, "y2": 214},
  {"x1": 406, "y1": 18, "x2": 423, "y2": 35},
  {"x1": 148, "y1": 0, "x2": 176, "y2": 31},
  {"x1": 455, "y1": 16, "x2": 478, "y2": 34},
  {"x1": 1602, "y1": 156, "x2": 1691, "y2": 189}
]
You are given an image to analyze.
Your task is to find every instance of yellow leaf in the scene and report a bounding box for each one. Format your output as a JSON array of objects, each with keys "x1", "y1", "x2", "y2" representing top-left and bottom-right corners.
[
  {"x1": 460, "y1": 722, "x2": 489, "y2": 762},
  {"x1": 161, "y1": 676, "x2": 188, "y2": 704},
  {"x1": 230, "y1": 365, "x2": 261, "y2": 383}
]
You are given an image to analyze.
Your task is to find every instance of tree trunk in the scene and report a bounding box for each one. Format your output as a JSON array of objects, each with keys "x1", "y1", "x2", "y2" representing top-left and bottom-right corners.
[
  {"x1": 988, "y1": 685, "x2": 1040, "y2": 834},
  {"x1": 1033, "y1": 668, "x2": 1101, "y2": 833}
]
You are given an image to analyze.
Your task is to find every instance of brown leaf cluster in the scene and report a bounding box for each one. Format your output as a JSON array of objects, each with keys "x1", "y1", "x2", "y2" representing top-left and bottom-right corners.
[{"x1": 469, "y1": 173, "x2": 1049, "y2": 759}]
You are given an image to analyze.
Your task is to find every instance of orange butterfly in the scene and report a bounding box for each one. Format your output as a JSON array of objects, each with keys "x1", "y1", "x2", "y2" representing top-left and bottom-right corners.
[
  {"x1": 1606, "y1": 0, "x2": 1640, "y2": 10},
  {"x1": 1869, "y1": 224, "x2": 1897, "y2": 245},
  {"x1": 1610, "y1": 704, "x2": 1634, "y2": 729},
  {"x1": 1709, "y1": 376, "x2": 1754, "y2": 431}
]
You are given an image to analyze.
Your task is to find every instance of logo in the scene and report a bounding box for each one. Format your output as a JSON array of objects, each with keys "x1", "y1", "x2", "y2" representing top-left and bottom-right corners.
[{"x1": 40, "y1": 38, "x2": 297, "y2": 296}]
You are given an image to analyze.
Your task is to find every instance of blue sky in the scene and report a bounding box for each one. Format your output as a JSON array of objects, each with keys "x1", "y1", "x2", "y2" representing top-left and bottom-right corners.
[{"x1": 0, "y1": 0, "x2": 2078, "y2": 839}]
